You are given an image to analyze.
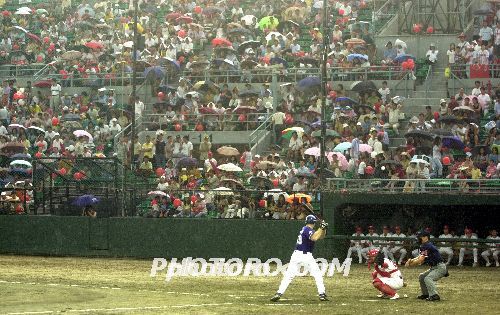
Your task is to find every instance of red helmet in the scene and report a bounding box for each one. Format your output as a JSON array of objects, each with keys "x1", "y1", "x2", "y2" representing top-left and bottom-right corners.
[{"x1": 368, "y1": 248, "x2": 379, "y2": 257}]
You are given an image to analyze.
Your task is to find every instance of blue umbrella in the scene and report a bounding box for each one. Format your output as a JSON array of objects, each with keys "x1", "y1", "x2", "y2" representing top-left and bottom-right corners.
[
  {"x1": 158, "y1": 58, "x2": 180, "y2": 71},
  {"x1": 143, "y1": 66, "x2": 166, "y2": 79},
  {"x1": 335, "y1": 97, "x2": 359, "y2": 105},
  {"x1": 297, "y1": 76, "x2": 321, "y2": 90},
  {"x1": 394, "y1": 54, "x2": 416, "y2": 63},
  {"x1": 9, "y1": 168, "x2": 29, "y2": 177},
  {"x1": 347, "y1": 53, "x2": 368, "y2": 62},
  {"x1": 442, "y1": 136, "x2": 465, "y2": 150},
  {"x1": 270, "y1": 57, "x2": 288, "y2": 68},
  {"x1": 333, "y1": 142, "x2": 352, "y2": 152},
  {"x1": 72, "y1": 194, "x2": 100, "y2": 207}
]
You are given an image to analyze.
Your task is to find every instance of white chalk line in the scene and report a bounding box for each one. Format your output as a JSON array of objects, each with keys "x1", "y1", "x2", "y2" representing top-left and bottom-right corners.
[{"x1": 5, "y1": 303, "x2": 235, "y2": 314}]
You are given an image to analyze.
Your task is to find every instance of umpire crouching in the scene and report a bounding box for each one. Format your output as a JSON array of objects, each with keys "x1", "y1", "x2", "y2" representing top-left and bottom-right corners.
[{"x1": 405, "y1": 230, "x2": 449, "y2": 301}]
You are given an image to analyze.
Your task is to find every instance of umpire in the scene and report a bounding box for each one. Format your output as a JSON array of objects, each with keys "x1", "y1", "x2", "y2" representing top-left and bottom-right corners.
[{"x1": 405, "y1": 230, "x2": 449, "y2": 301}]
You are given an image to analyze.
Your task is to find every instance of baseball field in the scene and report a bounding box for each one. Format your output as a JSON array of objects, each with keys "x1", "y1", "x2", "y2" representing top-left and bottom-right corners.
[{"x1": 0, "y1": 255, "x2": 498, "y2": 315}]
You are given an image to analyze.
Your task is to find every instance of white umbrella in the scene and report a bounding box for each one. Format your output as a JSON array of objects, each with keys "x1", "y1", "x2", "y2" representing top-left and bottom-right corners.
[
  {"x1": 13, "y1": 26, "x2": 29, "y2": 33},
  {"x1": 213, "y1": 187, "x2": 234, "y2": 196},
  {"x1": 27, "y1": 126, "x2": 45, "y2": 133},
  {"x1": 73, "y1": 130, "x2": 93, "y2": 141},
  {"x1": 148, "y1": 191, "x2": 167, "y2": 197},
  {"x1": 411, "y1": 159, "x2": 430, "y2": 165},
  {"x1": 123, "y1": 41, "x2": 134, "y2": 48},
  {"x1": 10, "y1": 160, "x2": 32, "y2": 168},
  {"x1": 15, "y1": 7, "x2": 32, "y2": 15},
  {"x1": 218, "y1": 163, "x2": 243, "y2": 172},
  {"x1": 241, "y1": 14, "x2": 256, "y2": 26},
  {"x1": 8, "y1": 124, "x2": 26, "y2": 130}
]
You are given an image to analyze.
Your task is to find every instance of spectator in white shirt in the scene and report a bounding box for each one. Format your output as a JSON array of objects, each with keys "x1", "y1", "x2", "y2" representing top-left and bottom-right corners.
[
  {"x1": 378, "y1": 81, "x2": 390, "y2": 104},
  {"x1": 477, "y1": 87, "x2": 491, "y2": 112},
  {"x1": 446, "y1": 43, "x2": 456, "y2": 66},
  {"x1": 471, "y1": 81, "x2": 482, "y2": 96},
  {"x1": 478, "y1": 20, "x2": 493, "y2": 44},
  {"x1": 50, "y1": 79, "x2": 61, "y2": 111},
  {"x1": 180, "y1": 135, "x2": 193, "y2": 157},
  {"x1": 425, "y1": 44, "x2": 439, "y2": 64},
  {"x1": 288, "y1": 132, "x2": 303, "y2": 161}
]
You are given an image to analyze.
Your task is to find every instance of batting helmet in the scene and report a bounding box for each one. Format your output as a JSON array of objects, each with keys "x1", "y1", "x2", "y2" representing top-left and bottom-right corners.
[
  {"x1": 305, "y1": 215, "x2": 317, "y2": 224},
  {"x1": 368, "y1": 248, "x2": 379, "y2": 257}
]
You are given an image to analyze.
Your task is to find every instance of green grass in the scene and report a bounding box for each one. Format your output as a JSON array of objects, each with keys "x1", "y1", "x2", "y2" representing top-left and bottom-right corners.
[{"x1": 0, "y1": 256, "x2": 499, "y2": 314}]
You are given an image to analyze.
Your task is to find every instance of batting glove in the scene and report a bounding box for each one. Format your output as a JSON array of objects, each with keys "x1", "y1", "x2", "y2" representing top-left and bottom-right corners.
[{"x1": 320, "y1": 221, "x2": 329, "y2": 230}]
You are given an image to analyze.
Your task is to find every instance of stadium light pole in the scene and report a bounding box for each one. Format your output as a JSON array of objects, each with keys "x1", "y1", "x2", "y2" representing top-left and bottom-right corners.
[
  {"x1": 319, "y1": 0, "x2": 329, "y2": 217},
  {"x1": 130, "y1": 0, "x2": 138, "y2": 171}
]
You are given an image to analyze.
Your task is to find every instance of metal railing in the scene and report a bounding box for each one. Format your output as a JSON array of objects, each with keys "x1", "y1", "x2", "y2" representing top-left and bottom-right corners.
[
  {"x1": 248, "y1": 115, "x2": 273, "y2": 154},
  {"x1": 326, "y1": 178, "x2": 500, "y2": 194},
  {"x1": 424, "y1": 64, "x2": 432, "y2": 103}
]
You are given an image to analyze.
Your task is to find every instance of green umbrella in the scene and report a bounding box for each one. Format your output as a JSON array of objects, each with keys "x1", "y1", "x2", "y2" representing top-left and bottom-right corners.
[
  {"x1": 258, "y1": 16, "x2": 279, "y2": 30},
  {"x1": 311, "y1": 129, "x2": 341, "y2": 138}
]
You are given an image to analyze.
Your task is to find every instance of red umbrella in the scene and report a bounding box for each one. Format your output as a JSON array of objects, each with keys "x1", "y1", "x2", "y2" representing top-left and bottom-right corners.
[
  {"x1": 176, "y1": 15, "x2": 193, "y2": 23},
  {"x1": 211, "y1": 38, "x2": 232, "y2": 47},
  {"x1": 233, "y1": 106, "x2": 257, "y2": 114},
  {"x1": 27, "y1": 33, "x2": 41, "y2": 44},
  {"x1": 85, "y1": 41, "x2": 103, "y2": 50},
  {"x1": 199, "y1": 107, "x2": 218, "y2": 114},
  {"x1": 33, "y1": 80, "x2": 52, "y2": 88},
  {"x1": 166, "y1": 12, "x2": 182, "y2": 21}
]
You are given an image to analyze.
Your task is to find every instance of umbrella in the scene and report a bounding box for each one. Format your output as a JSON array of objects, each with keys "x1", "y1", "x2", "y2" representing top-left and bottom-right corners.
[
  {"x1": 249, "y1": 176, "x2": 273, "y2": 189},
  {"x1": 394, "y1": 54, "x2": 416, "y2": 63},
  {"x1": 347, "y1": 53, "x2": 369, "y2": 62},
  {"x1": 73, "y1": 130, "x2": 93, "y2": 141},
  {"x1": 335, "y1": 97, "x2": 359, "y2": 105},
  {"x1": 203, "y1": 7, "x2": 224, "y2": 15},
  {"x1": 238, "y1": 40, "x2": 261, "y2": 54},
  {"x1": 439, "y1": 115, "x2": 459, "y2": 124},
  {"x1": 282, "y1": 127, "x2": 304, "y2": 139},
  {"x1": 218, "y1": 163, "x2": 243, "y2": 172},
  {"x1": 166, "y1": 12, "x2": 182, "y2": 21},
  {"x1": 227, "y1": 22, "x2": 244, "y2": 29},
  {"x1": 256, "y1": 161, "x2": 278, "y2": 170},
  {"x1": 85, "y1": 41, "x2": 103, "y2": 50},
  {"x1": 333, "y1": 142, "x2": 352, "y2": 152},
  {"x1": 217, "y1": 146, "x2": 240, "y2": 156},
  {"x1": 10, "y1": 160, "x2": 32, "y2": 168},
  {"x1": 453, "y1": 106, "x2": 474, "y2": 113},
  {"x1": 212, "y1": 58, "x2": 235, "y2": 67},
  {"x1": 350, "y1": 80, "x2": 377, "y2": 92},
  {"x1": 198, "y1": 107, "x2": 218, "y2": 114},
  {"x1": 311, "y1": 129, "x2": 341, "y2": 138},
  {"x1": 192, "y1": 80, "x2": 218, "y2": 91},
  {"x1": 344, "y1": 38, "x2": 366, "y2": 45},
  {"x1": 36, "y1": 9, "x2": 48, "y2": 15},
  {"x1": 359, "y1": 144, "x2": 373, "y2": 153},
  {"x1": 326, "y1": 152, "x2": 348, "y2": 170},
  {"x1": 227, "y1": 28, "x2": 254, "y2": 36},
  {"x1": 72, "y1": 195, "x2": 100, "y2": 207},
  {"x1": 304, "y1": 147, "x2": 321, "y2": 157},
  {"x1": 176, "y1": 15, "x2": 193, "y2": 23},
  {"x1": 404, "y1": 130, "x2": 434, "y2": 140},
  {"x1": 213, "y1": 187, "x2": 234, "y2": 196},
  {"x1": 148, "y1": 191, "x2": 167, "y2": 197},
  {"x1": 233, "y1": 106, "x2": 257, "y2": 114},
  {"x1": 287, "y1": 193, "x2": 312, "y2": 204},
  {"x1": 219, "y1": 179, "x2": 245, "y2": 190},
  {"x1": 270, "y1": 57, "x2": 288, "y2": 67},
  {"x1": 265, "y1": 32, "x2": 285, "y2": 41},
  {"x1": 61, "y1": 50, "x2": 82, "y2": 60},
  {"x1": 12, "y1": 26, "x2": 28, "y2": 33},
  {"x1": 214, "y1": 45, "x2": 237, "y2": 54},
  {"x1": 9, "y1": 168, "x2": 29, "y2": 177},
  {"x1": 264, "y1": 189, "x2": 290, "y2": 202},
  {"x1": 279, "y1": 20, "x2": 300, "y2": 29},
  {"x1": 8, "y1": 124, "x2": 26, "y2": 130},
  {"x1": 26, "y1": 33, "x2": 41, "y2": 44},
  {"x1": 123, "y1": 41, "x2": 134, "y2": 48},
  {"x1": 33, "y1": 80, "x2": 52, "y2": 88},
  {"x1": 27, "y1": 126, "x2": 45, "y2": 134},
  {"x1": 259, "y1": 16, "x2": 279, "y2": 30},
  {"x1": 411, "y1": 159, "x2": 430, "y2": 165},
  {"x1": 238, "y1": 90, "x2": 260, "y2": 98},
  {"x1": 394, "y1": 39, "x2": 407, "y2": 49},
  {"x1": 211, "y1": 38, "x2": 232, "y2": 47},
  {"x1": 15, "y1": 8, "x2": 31, "y2": 16},
  {"x1": 10, "y1": 153, "x2": 31, "y2": 160},
  {"x1": 158, "y1": 57, "x2": 181, "y2": 71},
  {"x1": 240, "y1": 60, "x2": 258, "y2": 69},
  {"x1": 176, "y1": 157, "x2": 198, "y2": 168},
  {"x1": 441, "y1": 136, "x2": 465, "y2": 150},
  {"x1": 1, "y1": 143, "x2": 25, "y2": 155},
  {"x1": 143, "y1": 66, "x2": 166, "y2": 79},
  {"x1": 297, "y1": 76, "x2": 321, "y2": 90}
]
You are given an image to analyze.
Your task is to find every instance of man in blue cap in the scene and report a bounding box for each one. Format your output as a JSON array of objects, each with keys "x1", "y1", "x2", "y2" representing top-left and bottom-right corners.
[
  {"x1": 405, "y1": 229, "x2": 449, "y2": 301},
  {"x1": 270, "y1": 214, "x2": 329, "y2": 302}
]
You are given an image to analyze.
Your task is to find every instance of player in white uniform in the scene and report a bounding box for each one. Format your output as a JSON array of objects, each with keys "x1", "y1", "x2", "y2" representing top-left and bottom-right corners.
[
  {"x1": 270, "y1": 215, "x2": 329, "y2": 302},
  {"x1": 367, "y1": 248, "x2": 404, "y2": 300},
  {"x1": 361, "y1": 225, "x2": 379, "y2": 261},
  {"x1": 437, "y1": 225, "x2": 456, "y2": 265},
  {"x1": 481, "y1": 229, "x2": 500, "y2": 267},
  {"x1": 387, "y1": 226, "x2": 407, "y2": 265},
  {"x1": 457, "y1": 228, "x2": 478, "y2": 267},
  {"x1": 379, "y1": 226, "x2": 393, "y2": 259},
  {"x1": 346, "y1": 226, "x2": 365, "y2": 264}
]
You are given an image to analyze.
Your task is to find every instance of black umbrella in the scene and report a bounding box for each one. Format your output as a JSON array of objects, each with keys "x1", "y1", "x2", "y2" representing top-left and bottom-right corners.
[
  {"x1": 430, "y1": 129, "x2": 454, "y2": 137},
  {"x1": 237, "y1": 40, "x2": 261, "y2": 54},
  {"x1": 404, "y1": 130, "x2": 434, "y2": 140},
  {"x1": 240, "y1": 59, "x2": 258, "y2": 69},
  {"x1": 351, "y1": 80, "x2": 377, "y2": 93},
  {"x1": 227, "y1": 27, "x2": 254, "y2": 37},
  {"x1": 439, "y1": 115, "x2": 459, "y2": 124},
  {"x1": 239, "y1": 90, "x2": 260, "y2": 98}
]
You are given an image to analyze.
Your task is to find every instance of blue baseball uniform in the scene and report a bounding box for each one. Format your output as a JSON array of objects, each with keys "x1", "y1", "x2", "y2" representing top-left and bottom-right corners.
[
  {"x1": 277, "y1": 225, "x2": 326, "y2": 296},
  {"x1": 418, "y1": 241, "x2": 448, "y2": 297}
]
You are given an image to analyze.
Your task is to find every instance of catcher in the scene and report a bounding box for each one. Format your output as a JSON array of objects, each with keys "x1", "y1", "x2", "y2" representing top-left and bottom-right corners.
[
  {"x1": 367, "y1": 248, "x2": 404, "y2": 300},
  {"x1": 405, "y1": 230, "x2": 449, "y2": 302}
]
